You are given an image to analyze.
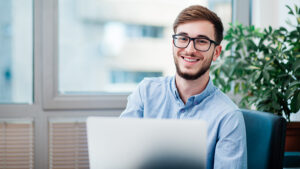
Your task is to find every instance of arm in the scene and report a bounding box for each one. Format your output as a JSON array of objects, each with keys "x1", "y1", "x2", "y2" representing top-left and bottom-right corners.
[
  {"x1": 214, "y1": 110, "x2": 247, "y2": 169},
  {"x1": 120, "y1": 82, "x2": 144, "y2": 118}
]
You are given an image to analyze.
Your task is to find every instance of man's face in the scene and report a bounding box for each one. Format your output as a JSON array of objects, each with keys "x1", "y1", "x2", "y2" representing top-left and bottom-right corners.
[{"x1": 173, "y1": 20, "x2": 221, "y2": 80}]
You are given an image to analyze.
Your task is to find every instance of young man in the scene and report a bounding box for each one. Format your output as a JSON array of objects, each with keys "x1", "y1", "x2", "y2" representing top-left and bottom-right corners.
[{"x1": 120, "y1": 5, "x2": 247, "y2": 169}]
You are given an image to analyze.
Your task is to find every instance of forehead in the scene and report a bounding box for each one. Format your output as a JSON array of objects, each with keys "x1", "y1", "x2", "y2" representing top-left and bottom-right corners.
[{"x1": 176, "y1": 20, "x2": 215, "y2": 40}]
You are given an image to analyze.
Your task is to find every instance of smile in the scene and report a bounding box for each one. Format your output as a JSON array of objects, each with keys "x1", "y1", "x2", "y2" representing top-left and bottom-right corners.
[{"x1": 181, "y1": 56, "x2": 200, "y2": 63}]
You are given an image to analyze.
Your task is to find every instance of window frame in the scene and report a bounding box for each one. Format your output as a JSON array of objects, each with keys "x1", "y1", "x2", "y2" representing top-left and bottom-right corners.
[{"x1": 42, "y1": 0, "x2": 127, "y2": 110}]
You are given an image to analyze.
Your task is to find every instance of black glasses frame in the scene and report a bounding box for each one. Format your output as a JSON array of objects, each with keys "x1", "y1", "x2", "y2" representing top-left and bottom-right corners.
[{"x1": 172, "y1": 34, "x2": 219, "y2": 52}]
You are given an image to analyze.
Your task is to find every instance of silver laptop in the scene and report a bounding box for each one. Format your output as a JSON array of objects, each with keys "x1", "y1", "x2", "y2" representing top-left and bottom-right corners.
[{"x1": 87, "y1": 117, "x2": 207, "y2": 169}]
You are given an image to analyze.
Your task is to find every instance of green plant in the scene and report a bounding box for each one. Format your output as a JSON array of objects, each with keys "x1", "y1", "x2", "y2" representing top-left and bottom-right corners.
[{"x1": 211, "y1": 4, "x2": 300, "y2": 121}]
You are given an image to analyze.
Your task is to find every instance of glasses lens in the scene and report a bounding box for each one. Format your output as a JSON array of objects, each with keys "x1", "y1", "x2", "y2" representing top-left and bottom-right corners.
[
  {"x1": 174, "y1": 35, "x2": 189, "y2": 48},
  {"x1": 194, "y1": 38, "x2": 210, "y2": 51}
]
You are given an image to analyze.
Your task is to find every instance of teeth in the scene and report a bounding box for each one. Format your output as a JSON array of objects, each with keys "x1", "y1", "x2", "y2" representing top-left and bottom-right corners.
[{"x1": 183, "y1": 57, "x2": 198, "y2": 62}]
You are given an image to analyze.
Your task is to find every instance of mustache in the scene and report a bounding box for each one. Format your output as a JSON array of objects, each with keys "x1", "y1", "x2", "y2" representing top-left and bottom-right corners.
[{"x1": 178, "y1": 52, "x2": 203, "y2": 59}]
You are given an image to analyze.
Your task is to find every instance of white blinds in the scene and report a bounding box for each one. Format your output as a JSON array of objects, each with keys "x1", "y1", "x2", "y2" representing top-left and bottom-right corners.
[
  {"x1": 0, "y1": 120, "x2": 34, "y2": 169},
  {"x1": 49, "y1": 120, "x2": 89, "y2": 169}
]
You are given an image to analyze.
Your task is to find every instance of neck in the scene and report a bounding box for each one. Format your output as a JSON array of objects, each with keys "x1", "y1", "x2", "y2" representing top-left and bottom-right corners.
[{"x1": 175, "y1": 71, "x2": 210, "y2": 104}]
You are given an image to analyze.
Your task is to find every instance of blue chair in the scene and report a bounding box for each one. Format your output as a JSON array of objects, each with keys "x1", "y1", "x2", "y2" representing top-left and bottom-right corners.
[
  {"x1": 283, "y1": 151, "x2": 300, "y2": 168},
  {"x1": 241, "y1": 109, "x2": 287, "y2": 169}
]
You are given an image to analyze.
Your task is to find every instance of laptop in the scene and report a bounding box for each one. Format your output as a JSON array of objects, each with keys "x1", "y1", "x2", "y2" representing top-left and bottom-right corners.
[{"x1": 87, "y1": 117, "x2": 207, "y2": 169}]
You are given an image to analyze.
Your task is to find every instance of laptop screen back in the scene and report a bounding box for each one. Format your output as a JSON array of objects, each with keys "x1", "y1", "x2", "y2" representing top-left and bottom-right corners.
[{"x1": 87, "y1": 117, "x2": 207, "y2": 169}]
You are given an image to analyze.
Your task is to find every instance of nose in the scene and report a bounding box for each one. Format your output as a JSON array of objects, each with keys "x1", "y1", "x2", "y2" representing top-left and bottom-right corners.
[{"x1": 185, "y1": 40, "x2": 197, "y2": 54}]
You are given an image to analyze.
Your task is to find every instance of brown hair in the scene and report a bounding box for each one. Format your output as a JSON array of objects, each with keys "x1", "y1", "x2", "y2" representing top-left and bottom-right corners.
[{"x1": 173, "y1": 5, "x2": 224, "y2": 44}]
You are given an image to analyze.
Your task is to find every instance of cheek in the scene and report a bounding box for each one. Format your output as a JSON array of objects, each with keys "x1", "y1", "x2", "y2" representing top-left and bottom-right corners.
[{"x1": 204, "y1": 48, "x2": 215, "y2": 59}]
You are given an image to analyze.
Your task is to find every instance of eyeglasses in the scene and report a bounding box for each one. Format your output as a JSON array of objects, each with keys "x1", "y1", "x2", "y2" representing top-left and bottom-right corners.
[{"x1": 172, "y1": 34, "x2": 219, "y2": 52}]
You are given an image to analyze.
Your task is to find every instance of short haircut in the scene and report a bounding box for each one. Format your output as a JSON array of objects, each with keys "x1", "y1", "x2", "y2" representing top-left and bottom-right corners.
[{"x1": 173, "y1": 5, "x2": 224, "y2": 44}]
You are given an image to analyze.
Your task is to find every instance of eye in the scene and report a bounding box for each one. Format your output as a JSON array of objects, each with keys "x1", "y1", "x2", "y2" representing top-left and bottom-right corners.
[
  {"x1": 177, "y1": 36, "x2": 189, "y2": 42},
  {"x1": 195, "y1": 39, "x2": 209, "y2": 44}
]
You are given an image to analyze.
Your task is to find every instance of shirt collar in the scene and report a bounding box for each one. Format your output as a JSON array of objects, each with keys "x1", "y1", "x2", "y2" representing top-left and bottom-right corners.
[
  {"x1": 171, "y1": 76, "x2": 180, "y2": 100},
  {"x1": 171, "y1": 76, "x2": 217, "y2": 104}
]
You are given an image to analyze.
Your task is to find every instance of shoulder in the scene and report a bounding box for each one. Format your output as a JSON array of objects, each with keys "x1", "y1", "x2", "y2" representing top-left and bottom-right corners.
[
  {"x1": 130, "y1": 76, "x2": 174, "y2": 103},
  {"x1": 128, "y1": 76, "x2": 172, "y2": 99},
  {"x1": 204, "y1": 87, "x2": 244, "y2": 124},
  {"x1": 137, "y1": 76, "x2": 173, "y2": 92},
  {"x1": 211, "y1": 88, "x2": 239, "y2": 112},
  {"x1": 213, "y1": 89, "x2": 244, "y2": 126}
]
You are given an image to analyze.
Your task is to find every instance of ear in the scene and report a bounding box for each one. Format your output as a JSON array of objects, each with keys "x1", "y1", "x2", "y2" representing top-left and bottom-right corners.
[{"x1": 212, "y1": 45, "x2": 222, "y2": 61}]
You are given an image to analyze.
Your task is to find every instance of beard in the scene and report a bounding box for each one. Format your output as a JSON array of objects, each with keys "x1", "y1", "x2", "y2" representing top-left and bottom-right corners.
[{"x1": 174, "y1": 52, "x2": 214, "y2": 80}]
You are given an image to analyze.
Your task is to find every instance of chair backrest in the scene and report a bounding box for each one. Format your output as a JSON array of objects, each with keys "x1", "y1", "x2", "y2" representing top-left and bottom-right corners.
[{"x1": 241, "y1": 109, "x2": 286, "y2": 169}]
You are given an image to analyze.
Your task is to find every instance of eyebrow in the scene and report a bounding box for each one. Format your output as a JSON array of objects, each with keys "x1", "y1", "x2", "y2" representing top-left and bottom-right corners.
[{"x1": 176, "y1": 32, "x2": 210, "y2": 39}]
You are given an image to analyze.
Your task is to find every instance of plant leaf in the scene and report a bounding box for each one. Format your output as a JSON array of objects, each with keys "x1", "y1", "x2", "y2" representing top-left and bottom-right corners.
[
  {"x1": 286, "y1": 88, "x2": 295, "y2": 99},
  {"x1": 286, "y1": 5, "x2": 294, "y2": 15},
  {"x1": 225, "y1": 41, "x2": 234, "y2": 50},
  {"x1": 289, "y1": 81, "x2": 300, "y2": 88},
  {"x1": 272, "y1": 101, "x2": 281, "y2": 110},
  {"x1": 263, "y1": 70, "x2": 270, "y2": 81},
  {"x1": 234, "y1": 83, "x2": 240, "y2": 94},
  {"x1": 254, "y1": 71, "x2": 261, "y2": 82},
  {"x1": 292, "y1": 59, "x2": 300, "y2": 72}
]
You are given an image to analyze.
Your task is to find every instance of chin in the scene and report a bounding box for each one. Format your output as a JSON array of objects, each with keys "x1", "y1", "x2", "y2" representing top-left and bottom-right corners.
[
  {"x1": 177, "y1": 72, "x2": 202, "y2": 80},
  {"x1": 176, "y1": 66, "x2": 210, "y2": 80}
]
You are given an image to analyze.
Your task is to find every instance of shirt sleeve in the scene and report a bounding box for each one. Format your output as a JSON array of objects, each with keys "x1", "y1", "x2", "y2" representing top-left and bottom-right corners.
[
  {"x1": 213, "y1": 110, "x2": 247, "y2": 169},
  {"x1": 119, "y1": 81, "x2": 145, "y2": 118}
]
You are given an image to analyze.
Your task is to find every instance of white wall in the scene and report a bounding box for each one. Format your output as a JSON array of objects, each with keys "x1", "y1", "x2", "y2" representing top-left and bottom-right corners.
[{"x1": 252, "y1": 0, "x2": 300, "y2": 29}]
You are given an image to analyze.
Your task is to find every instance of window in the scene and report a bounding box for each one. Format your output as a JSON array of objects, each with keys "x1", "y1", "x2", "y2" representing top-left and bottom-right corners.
[
  {"x1": 111, "y1": 70, "x2": 163, "y2": 84},
  {"x1": 126, "y1": 24, "x2": 164, "y2": 38},
  {"x1": 0, "y1": 0, "x2": 33, "y2": 104}
]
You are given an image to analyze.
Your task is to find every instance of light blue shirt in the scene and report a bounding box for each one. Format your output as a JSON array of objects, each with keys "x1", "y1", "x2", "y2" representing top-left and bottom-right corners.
[{"x1": 120, "y1": 76, "x2": 247, "y2": 169}]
